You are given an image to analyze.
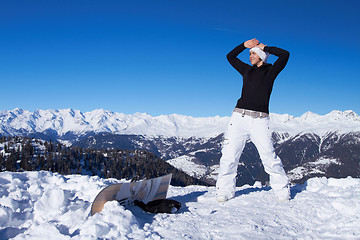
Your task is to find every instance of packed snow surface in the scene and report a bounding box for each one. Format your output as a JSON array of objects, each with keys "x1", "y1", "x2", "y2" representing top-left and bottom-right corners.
[{"x1": 1, "y1": 171, "x2": 359, "y2": 239}]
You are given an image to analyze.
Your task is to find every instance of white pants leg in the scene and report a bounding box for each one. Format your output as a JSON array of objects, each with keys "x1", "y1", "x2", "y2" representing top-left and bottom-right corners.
[
  {"x1": 216, "y1": 112, "x2": 250, "y2": 197},
  {"x1": 216, "y1": 112, "x2": 289, "y2": 197},
  {"x1": 250, "y1": 118, "x2": 289, "y2": 192}
]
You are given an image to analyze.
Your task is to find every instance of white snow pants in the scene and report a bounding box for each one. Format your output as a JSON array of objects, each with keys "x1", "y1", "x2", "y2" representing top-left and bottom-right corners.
[{"x1": 216, "y1": 111, "x2": 289, "y2": 196}]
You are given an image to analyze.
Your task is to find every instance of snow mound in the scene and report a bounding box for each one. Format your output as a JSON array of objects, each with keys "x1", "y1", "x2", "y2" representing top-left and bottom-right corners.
[{"x1": 0, "y1": 171, "x2": 359, "y2": 239}]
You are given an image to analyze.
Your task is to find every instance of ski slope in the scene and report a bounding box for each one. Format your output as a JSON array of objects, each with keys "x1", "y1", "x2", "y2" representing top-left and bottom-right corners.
[{"x1": 1, "y1": 171, "x2": 359, "y2": 239}]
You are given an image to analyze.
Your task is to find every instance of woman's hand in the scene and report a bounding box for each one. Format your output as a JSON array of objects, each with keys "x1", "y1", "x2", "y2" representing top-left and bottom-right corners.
[
  {"x1": 257, "y1": 43, "x2": 267, "y2": 50},
  {"x1": 244, "y1": 38, "x2": 259, "y2": 48}
]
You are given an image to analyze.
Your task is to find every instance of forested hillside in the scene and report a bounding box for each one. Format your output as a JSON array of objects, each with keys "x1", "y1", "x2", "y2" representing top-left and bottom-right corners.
[{"x1": 0, "y1": 136, "x2": 204, "y2": 186}]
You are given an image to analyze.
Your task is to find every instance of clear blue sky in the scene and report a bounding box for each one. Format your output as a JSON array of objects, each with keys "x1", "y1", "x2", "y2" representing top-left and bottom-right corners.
[{"x1": 1, "y1": 0, "x2": 359, "y2": 117}]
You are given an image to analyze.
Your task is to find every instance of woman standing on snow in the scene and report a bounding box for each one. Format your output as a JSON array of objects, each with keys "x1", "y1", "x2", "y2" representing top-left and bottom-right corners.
[{"x1": 216, "y1": 38, "x2": 290, "y2": 202}]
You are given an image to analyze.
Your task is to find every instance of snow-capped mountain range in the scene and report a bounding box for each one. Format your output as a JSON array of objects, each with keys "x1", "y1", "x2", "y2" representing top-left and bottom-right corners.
[
  {"x1": 0, "y1": 108, "x2": 228, "y2": 138},
  {"x1": 1, "y1": 108, "x2": 360, "y2": 138},
  {"x1": 1, "y1": 108, "x2": 360, "y2": 186}
]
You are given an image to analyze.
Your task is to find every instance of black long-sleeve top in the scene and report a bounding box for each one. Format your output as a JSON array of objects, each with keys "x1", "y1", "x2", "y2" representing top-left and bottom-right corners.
[{"x1": 227, "y1": 42, "x2": 289, "y2": 114}]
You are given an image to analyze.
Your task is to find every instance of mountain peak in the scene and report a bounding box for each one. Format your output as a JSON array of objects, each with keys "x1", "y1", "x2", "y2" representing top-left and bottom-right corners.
[
  {"x1": 323, "y1": 110, "x2": 360, "y2": 122},
  {"x1": 12, "y1": 108, "x2": 25, "y2": 114},
  {"x1": 298, "y1": 111, "x2": 321, "y2": 121}
]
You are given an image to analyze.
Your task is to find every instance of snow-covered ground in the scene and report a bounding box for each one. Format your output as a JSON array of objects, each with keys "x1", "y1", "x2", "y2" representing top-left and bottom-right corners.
[{"x1": 1, "y1": 171, "x2": 359, "y2": 239}]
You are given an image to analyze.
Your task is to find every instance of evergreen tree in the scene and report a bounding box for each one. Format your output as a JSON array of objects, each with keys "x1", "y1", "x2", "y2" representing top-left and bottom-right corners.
[{"x1": 0, "y1": 153, "x2": 4, "y2": 171}]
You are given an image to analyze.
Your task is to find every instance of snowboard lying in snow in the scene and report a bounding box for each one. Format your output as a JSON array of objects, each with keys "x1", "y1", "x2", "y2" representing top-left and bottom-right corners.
[{"x1": 91, "y1": 174, "x2": 172, "y2": 216}]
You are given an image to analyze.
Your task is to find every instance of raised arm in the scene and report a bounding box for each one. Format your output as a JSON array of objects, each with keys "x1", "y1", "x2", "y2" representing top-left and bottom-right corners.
[
  {"x1": 227, "y1": 39, "x2": 258, "y2": 75},
  {"x1": 258, "y1": 42, "x2": 290, "y2": 75}
]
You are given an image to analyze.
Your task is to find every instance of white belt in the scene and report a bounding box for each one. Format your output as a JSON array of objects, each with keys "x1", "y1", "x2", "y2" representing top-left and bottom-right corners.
[{"x1": 233, "y1": 108, "x2": 269, "y2": 118}]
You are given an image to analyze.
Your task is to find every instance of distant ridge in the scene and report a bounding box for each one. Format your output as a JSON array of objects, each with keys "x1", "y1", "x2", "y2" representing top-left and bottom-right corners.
[{"x1": 1, "y1": 108, "x2": 360, "y2": 138}]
